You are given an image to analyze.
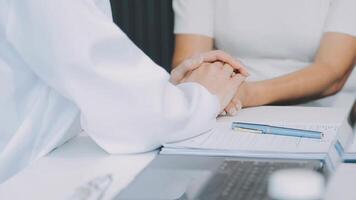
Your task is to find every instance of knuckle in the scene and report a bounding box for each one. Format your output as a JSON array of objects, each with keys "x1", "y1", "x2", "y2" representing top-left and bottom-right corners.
[
  {"x1": 208, "y1": 64, "x2": 218, "y2": 71},
  {"x1": 224, "y1": 64, "x2": 233, "y2": 72},
  {"x1": 224, "y1": 63, "x2": 233, "y2": 68},
  {"x1": 214, "y1": 62, "x2": 224, "y2": 68}
]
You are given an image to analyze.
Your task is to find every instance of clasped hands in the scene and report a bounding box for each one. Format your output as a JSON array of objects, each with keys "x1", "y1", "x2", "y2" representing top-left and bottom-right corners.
[{"x1": 170, "y1": 50, "x2": 249, "y2": 116}]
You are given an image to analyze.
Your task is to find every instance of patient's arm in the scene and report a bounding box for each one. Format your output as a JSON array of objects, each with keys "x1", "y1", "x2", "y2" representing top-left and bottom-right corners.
[
  {"x1": 173, "y1": 33, "x2": 356, "y2": 116},
  {"x1": 225, "y1": 32, "x2": 356, "y2": 113},
  {"x1": 172, "y1": 34, "x2": 214, "y2": 68}
]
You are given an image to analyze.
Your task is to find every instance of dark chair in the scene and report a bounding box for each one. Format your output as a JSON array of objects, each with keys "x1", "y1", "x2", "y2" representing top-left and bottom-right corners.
[{"x1": 110, "y1": 0, "x2": 175, "y2": 72}]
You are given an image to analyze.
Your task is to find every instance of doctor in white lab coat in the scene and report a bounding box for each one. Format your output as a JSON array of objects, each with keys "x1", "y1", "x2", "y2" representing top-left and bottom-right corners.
[{"x1": 0, "y1": 0, "x2": 247, "y2": 183}]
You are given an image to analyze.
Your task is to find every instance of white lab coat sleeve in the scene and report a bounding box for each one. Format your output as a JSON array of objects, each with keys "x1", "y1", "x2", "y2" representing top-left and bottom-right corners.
[{"x1": 5, "y1": 0, "x2": 220, "y2": 153}]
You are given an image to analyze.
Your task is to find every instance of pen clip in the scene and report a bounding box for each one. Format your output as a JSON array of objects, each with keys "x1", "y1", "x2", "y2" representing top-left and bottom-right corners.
[{"x1": 232, "y1": 127, "x2": 263, "y2": 134}]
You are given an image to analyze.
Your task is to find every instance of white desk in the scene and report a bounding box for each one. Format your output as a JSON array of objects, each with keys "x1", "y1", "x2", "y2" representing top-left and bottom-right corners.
[
  {"x1": 2, "y1": 135, "x2": 356, "y2": 200},
  {"x1": 0, "y1": 106, "x2": 355, "y2": 199},
  {"x1": 0, "y1": 133, "x2": 156, "y2": 200}
]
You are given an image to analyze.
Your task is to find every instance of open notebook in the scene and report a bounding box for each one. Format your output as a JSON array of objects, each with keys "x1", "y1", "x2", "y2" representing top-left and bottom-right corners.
[{"x1": 161, "y1": 106, "x2": 354, "y2": 160}]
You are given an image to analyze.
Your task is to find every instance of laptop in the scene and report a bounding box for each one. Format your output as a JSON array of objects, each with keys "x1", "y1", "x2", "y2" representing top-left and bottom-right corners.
[{"x1": 115, "y1": 155, "x2": 327, "y2": 200}]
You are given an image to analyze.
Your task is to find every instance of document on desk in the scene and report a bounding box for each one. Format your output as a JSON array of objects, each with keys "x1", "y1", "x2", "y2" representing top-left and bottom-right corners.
[{"x1": 161, "y1": 106, "x2": 350, "y2": 160}]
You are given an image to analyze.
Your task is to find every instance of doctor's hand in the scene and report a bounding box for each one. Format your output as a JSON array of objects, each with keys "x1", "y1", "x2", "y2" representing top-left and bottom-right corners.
[
  {"x1": 223, "y1": 82, "x2": 250, "y2": 116},
  {"x1": 170, "y1": 50, "x2": 249, "y2": 85},
  {"x1": 182, "y1": 62, "x2": 246, "y2": 112}
]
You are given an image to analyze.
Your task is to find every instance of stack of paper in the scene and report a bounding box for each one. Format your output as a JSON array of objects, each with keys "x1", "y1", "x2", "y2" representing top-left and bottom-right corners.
[{"x1": 161, "y1": 106, "x2": 352, "y2": 160}]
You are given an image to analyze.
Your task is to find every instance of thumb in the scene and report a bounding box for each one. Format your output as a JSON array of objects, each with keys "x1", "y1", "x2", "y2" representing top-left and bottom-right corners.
[{"x1": 225, "y1": 97, "x2": 243, "y2": 116}]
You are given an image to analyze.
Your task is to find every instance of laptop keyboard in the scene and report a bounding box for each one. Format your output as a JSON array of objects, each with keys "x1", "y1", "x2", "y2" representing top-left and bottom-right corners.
[{"x1": 189, "y1": 160, "x2": 323, "y2": 200}]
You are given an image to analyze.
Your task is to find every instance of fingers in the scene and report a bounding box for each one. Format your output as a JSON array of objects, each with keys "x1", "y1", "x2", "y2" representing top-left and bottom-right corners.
[
  {"x1": 225, "y1": 98, "x2": 242, "y2": 116},
  {"x1": 219, "y1": 110, "x2": 227, "y2": 117},
  {"x1": 222, "y1": 64, "x2": 234, "y2": 77},
  {"x1": 225, "y1": 74, "x2": 245, "y2": 116},
  {"x1": 202, "y1": 50, "x2": 250, "y2": 76},
  {"x1": 170, "y1": 50, "x2": 249, "y2": 85},
  {"x1": 210, "y1": 61, "x2": 224, "y2": 70},
  {"x1": 170, "y1": 56, "x2": 203, "y2": 84}
]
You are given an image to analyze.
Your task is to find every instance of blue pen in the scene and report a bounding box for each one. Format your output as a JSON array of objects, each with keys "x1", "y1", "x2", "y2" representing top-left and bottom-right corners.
[{"x1": 231, "y1": 122, "x2": 324, "y2": 139}]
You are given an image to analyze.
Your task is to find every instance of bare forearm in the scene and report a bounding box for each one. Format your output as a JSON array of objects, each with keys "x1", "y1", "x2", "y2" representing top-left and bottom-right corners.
[
  {"x1": 244, "y1": 63, "x2": 353, "y2": 106},
  {"x1": 243, "y1": 33, "x2": 356, "y2": 107},
  {"x1": 172, "y1": 34, "x2": 214, "y2": 68}
]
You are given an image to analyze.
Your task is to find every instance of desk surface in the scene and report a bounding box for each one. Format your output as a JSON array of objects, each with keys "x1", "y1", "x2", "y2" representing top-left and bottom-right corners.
[
  {"x1": 0, "y1": 121, "x2": 355, "y2": 199},
  {"x1": 0, "y1": 133, "x2": 156, "y2": 200},
  {"x1": 1, "y1": 135, "x2": 356, "y2": 200}
]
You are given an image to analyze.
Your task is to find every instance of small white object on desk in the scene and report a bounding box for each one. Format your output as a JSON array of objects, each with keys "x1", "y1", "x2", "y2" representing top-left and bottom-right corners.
[{"x1": 268, "y1": 169, "x2": 325, "y2": 200}]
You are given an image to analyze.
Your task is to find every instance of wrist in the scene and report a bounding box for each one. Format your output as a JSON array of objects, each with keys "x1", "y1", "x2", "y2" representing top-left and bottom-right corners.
[
  {"x1": 241, "y1": 82, "x2": 253, "y2": 107},
  {"x1": 242, "y1": 82, "x2": 269, "y2": 107},
  {"x1": 249, "y1": 81, "x2": 279, "y2": 107}
]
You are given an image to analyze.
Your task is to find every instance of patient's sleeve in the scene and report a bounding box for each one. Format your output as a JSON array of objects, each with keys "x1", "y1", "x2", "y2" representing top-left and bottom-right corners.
[
  {"x1": 173, "y1": 0, "x2": 215, "y2": 38},
  {"x1": 324, "y1": 0, "x2": 356, "y2": 36}
]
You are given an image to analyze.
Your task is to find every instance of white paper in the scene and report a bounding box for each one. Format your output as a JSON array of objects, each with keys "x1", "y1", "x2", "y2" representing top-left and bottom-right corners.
[
  {"x1": 162, "y1": 106, "x2": 348, "y2": 159},
  {"x1": 164, "y1": 122, "x2": 338, "y2": 152}
]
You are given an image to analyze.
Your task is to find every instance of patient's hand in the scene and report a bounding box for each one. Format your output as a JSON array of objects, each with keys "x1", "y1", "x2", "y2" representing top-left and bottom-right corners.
[
  {"x1": 181, "y1": 62, "x2": 245, "y2": 111},
  {"x1": 170, "y1": 50, "x2": 248, "y2": 85},
  {"x1": 223, "y1": 82, "x2": 249, "y2": 116}
]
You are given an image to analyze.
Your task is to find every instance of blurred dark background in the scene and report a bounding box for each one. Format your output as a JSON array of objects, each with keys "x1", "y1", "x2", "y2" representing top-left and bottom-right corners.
[{"x1": 110, "y1": 0, "x2": 175, "y2": 72}]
